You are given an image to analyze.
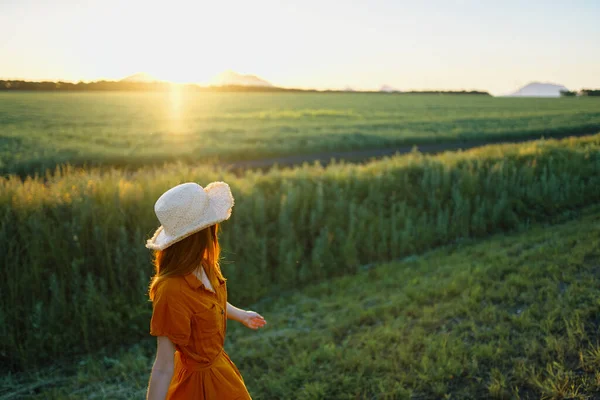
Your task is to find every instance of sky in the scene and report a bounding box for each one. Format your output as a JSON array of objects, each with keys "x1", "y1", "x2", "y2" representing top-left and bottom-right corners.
[{"x1": 1, "y1": 0, "x2": 599, "y2": 95}]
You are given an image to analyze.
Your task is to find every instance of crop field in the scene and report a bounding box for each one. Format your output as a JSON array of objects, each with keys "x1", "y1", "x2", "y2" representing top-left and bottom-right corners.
[
  {"x1": 1, "y1": 92, "x2": 599, "y2": 176},
  {"x1": 5, "y1": 204, "x2": 600, "y2": 399}
]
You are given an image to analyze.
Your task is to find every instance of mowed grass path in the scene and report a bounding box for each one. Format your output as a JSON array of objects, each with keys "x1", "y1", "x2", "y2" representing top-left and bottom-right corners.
[
  {"x1": 6, "y1": 206, "x2": 600, "y2": 399},
  {"x1": 1, "y1": 92, "x2": 600, "y2": 175}
]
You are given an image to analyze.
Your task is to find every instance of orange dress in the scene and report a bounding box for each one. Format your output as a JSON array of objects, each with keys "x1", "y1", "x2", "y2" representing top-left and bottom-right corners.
[{"x1": 150, "y1": 271, "x2": 252, "y2": 399}]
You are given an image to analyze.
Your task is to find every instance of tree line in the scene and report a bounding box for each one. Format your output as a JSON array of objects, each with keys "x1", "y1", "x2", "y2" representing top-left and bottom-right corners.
[
  {"x1": 0, "y1": 80, "x2": 489, "y2": 95},
  {"x1": 560, "y1": 89, "x2": 600, "y2": 97}
]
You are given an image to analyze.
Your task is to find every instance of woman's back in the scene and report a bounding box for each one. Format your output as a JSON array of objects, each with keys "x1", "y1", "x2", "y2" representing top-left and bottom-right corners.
[{"x1": 150, "y1": 271, "x2": 250, "y2": 399}]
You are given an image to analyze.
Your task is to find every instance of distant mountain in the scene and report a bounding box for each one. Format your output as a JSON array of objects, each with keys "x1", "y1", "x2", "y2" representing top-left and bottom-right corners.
[
  {"x1": 508, "y1": 82, "x2": 569, "y2": 97},
  {"x1": 211, "y1": 70, "x2": 272, "y2": 87},
  {"x1": 120, "y1": 72, "x2": 160, "y2": 83},
  {"x1": 380, "y1": 85, "x2": 400, "y2": 93}
]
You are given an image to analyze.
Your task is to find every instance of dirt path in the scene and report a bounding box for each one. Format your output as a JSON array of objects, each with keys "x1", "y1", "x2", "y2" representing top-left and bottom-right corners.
[{"x1": 221, "y1": 130, "x2": 598, "y2": 173}]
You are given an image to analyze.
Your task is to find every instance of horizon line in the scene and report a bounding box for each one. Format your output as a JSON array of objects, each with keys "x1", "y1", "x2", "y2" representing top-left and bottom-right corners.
[
  {"x1": 0, "y1": 78, "x2": 498, "y2": 95},
  {"x1": 1, "y1": 75, "x2": 595, "y2": 96}
]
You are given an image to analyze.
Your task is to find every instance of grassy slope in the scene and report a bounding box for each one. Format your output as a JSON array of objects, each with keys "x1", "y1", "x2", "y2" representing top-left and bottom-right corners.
[
  {"x1": 1, "y1": 92, "x2": 599, "y2": 176},
  {"x1": 4, "y1": 205, "x2": 600, "y2": 400}
]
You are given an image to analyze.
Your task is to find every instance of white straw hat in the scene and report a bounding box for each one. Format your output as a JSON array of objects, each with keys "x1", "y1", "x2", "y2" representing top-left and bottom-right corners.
[{"x1": 146, "y1": 182, "x2": 234, "y2": 251}]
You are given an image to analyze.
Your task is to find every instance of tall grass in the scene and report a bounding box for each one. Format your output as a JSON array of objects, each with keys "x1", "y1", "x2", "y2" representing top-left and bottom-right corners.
[
  {"x1": 6, "y1": 193, "x2": 600, "y2": 400},
  {"x1": 2, "y1": 134, "x2": 600, "y2": 370}
]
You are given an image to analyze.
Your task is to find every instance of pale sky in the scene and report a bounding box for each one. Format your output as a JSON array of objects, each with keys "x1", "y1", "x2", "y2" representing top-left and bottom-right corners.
[{"x1": 1, "y1": 0, "x2": 599, "y2": 95}]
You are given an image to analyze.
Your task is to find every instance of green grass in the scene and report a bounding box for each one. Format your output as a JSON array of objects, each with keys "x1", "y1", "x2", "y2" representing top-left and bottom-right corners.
[
  {"x1": 4, "y1": 204, "x2": 600, "y2": 399},
  {"x1": 2, "y1": 134, "x2": 600, "y2": 371},
  {"x1": 1, "y1": 92, "x2": 599, "y2": 176}
]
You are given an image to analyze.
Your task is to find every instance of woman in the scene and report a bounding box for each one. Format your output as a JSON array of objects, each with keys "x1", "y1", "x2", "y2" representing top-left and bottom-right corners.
[{"x1": 146, "y1": 182, "x2": 267, "y2": 400}]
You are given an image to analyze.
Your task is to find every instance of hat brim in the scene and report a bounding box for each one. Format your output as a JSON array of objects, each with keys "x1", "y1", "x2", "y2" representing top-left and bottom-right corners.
[{"x1": 145, "y1": 182, "x2": 234, "y2": 251}]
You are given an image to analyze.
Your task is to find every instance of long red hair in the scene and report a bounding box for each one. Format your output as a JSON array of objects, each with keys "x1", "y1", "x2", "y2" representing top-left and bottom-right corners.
[{"x1": 148, "y1": 224, "x2": 226, "y2": 301}]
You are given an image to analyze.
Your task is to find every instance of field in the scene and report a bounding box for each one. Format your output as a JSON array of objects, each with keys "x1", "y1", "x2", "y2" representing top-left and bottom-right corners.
[
  {"x1": 2, "y1": 133, "x2": 600, "y2": 374},
  {"x1": 3, "y1": 91, "x2": 600, "y2": 399},
  {"x1": 1, "y1": 92, "x2": 600, "y2": 176},
  {"x1": 4, "y1": 204, "x2": 600, "y2": 399}
]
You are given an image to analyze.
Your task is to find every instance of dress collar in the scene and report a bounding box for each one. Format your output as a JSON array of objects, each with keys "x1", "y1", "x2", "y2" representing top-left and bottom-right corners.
[{"x1": 184, "y1": 270, "x2": 225, "y2": 290}]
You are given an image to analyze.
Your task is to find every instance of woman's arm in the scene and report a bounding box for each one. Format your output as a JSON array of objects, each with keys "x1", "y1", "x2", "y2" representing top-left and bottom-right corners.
[
  {"x1": 146, "y1": 336, "x2": 176, "y2": 400},
  {"x1": 227, "y1": 302, "x2": 267, "y2": 330}
]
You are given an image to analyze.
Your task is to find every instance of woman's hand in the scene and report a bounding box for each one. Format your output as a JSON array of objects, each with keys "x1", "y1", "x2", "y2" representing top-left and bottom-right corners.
[
  {"x1": 240, "y1": 310, "x2": 267, "y2": 330},
  {"x1": 227, "y1": 302, "x2": 267, "y2": 329}
]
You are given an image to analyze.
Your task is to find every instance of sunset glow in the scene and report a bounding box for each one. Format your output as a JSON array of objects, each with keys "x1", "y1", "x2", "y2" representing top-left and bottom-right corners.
[{"x1": 1, "y1": 0, "x2": 599, "y2": 94}]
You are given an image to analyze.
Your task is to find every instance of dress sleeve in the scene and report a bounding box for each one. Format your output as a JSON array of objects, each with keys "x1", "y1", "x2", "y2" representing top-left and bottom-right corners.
[{"x1": 150, "y1": 281, "x2": 191, "y2": 346}]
